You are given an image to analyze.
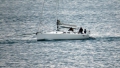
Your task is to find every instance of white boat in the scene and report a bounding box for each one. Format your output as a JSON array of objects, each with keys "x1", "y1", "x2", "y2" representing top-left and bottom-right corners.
[
  {"x1": 37, "y1": 31, "x2": 89, "y2": 40},
  {"x1": 36, "y1": 1, "x2": 90, "y2": 41},
  {"x1": 36, "y1": 20, "x2": 90, "y2": 40}
]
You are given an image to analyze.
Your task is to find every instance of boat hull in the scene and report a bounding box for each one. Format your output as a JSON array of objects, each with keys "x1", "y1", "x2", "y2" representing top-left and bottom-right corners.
[{"x1": 36, "y1": 31, "x2": 89, "y2": 40}]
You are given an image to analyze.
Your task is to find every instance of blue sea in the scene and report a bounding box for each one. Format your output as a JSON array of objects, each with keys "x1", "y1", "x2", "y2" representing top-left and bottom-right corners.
[{"x1": 0, "y1": 0, "x2": 120, "y2": 68}]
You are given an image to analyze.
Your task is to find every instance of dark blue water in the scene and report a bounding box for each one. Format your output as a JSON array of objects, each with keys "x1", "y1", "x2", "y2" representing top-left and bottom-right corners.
[{"x1": 0, "y1": 0, "x2": 120, "y2": 68}]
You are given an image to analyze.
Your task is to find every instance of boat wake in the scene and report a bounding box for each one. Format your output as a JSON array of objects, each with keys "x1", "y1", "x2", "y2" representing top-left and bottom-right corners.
[
  {"x1": 89, "y1": 34, "x2": 120, "y2": 41},
  {"x1": 0, "y1": 39, "x2": 37, "y2": 44}
]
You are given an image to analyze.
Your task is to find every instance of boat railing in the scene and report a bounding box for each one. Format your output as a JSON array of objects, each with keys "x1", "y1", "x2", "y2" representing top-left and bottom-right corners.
[
  {"x1": 62, "y1": 31, "x2": 78, "y2": 34},
  {"x1": 62, "y1": 31, "x2": 90, "y2": 34}
]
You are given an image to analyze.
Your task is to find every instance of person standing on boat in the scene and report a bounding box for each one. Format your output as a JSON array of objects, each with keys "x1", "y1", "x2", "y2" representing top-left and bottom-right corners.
[
  {"x1": 78, "y1": 27, "x2": 83, "y2": 34},
  {"x1": 84, "y1": 29, "x2": 86, "y2": 34}
]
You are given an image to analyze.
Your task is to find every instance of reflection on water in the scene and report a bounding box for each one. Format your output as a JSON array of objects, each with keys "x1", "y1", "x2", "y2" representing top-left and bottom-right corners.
[{"x1": 0, "y1": 0, "x2": 120, "y2": 68}]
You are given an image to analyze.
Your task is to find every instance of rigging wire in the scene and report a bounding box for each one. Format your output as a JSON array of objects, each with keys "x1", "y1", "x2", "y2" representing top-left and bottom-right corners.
[
  {"x1": 37, "y1": 0, "x2": 60, "y2": 33},
  {"x1": 37, "y1": 0, "x2": 45, "y2": 32}
]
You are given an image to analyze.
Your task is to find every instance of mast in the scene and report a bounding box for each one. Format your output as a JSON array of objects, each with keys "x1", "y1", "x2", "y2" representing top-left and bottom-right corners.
[
  {"x1": 56, "y1": 0, "x2": 60, "y2": 31},
  {"x1": 57, "y1": 20, "x2": 60, "y2": 31},
  {"x1": 56, "y1": 0, "x2": 59, "y2": 20}
]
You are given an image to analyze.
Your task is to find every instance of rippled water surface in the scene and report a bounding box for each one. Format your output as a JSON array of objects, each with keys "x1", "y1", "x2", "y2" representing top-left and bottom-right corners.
[{"x1": 0, "y1": 0, "x2": 120, "y2": 68}]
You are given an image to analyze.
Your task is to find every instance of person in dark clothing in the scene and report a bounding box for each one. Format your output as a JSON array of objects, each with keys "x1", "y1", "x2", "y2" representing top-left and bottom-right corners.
[
  {"x1": 84, "y1": 29, "x2": 86, "y2": 34},
  {"x1": 68, "y1": 27, "x2": 73, "y2": 31},
  {"x1": 57, "y1": 20, "x2": 61, "y2": 31},
  {"x1": 78, "y1": 27, "x2": 83, "y2": 34}
]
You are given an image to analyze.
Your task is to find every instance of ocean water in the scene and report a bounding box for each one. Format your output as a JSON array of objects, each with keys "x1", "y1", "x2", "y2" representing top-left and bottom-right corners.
[{"x1": 0, "y1": 0, "x2": 120, "y2": 68}]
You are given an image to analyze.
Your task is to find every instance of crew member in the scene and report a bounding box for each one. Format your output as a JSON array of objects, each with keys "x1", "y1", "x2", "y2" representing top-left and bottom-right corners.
[
  {"x1": 78, "y1": 27, "x2": 83, "y2": 34},
  {"x1": 68, "y1": 27, "x2": 73, "y2": 32},
  {"x1": 84, "y1": 29, "x2": 86, "y2": 34}
]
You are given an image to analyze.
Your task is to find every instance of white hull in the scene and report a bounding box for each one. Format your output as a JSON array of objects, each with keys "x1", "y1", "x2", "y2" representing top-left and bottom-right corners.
[{"x1": 36, "y1": 31, "x2": 90, "y2": 40}]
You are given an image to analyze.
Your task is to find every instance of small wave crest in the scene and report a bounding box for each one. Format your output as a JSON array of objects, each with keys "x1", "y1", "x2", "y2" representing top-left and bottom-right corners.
[{"x1": 0, "y1": 39, "x2": 37, "y2": 44}]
